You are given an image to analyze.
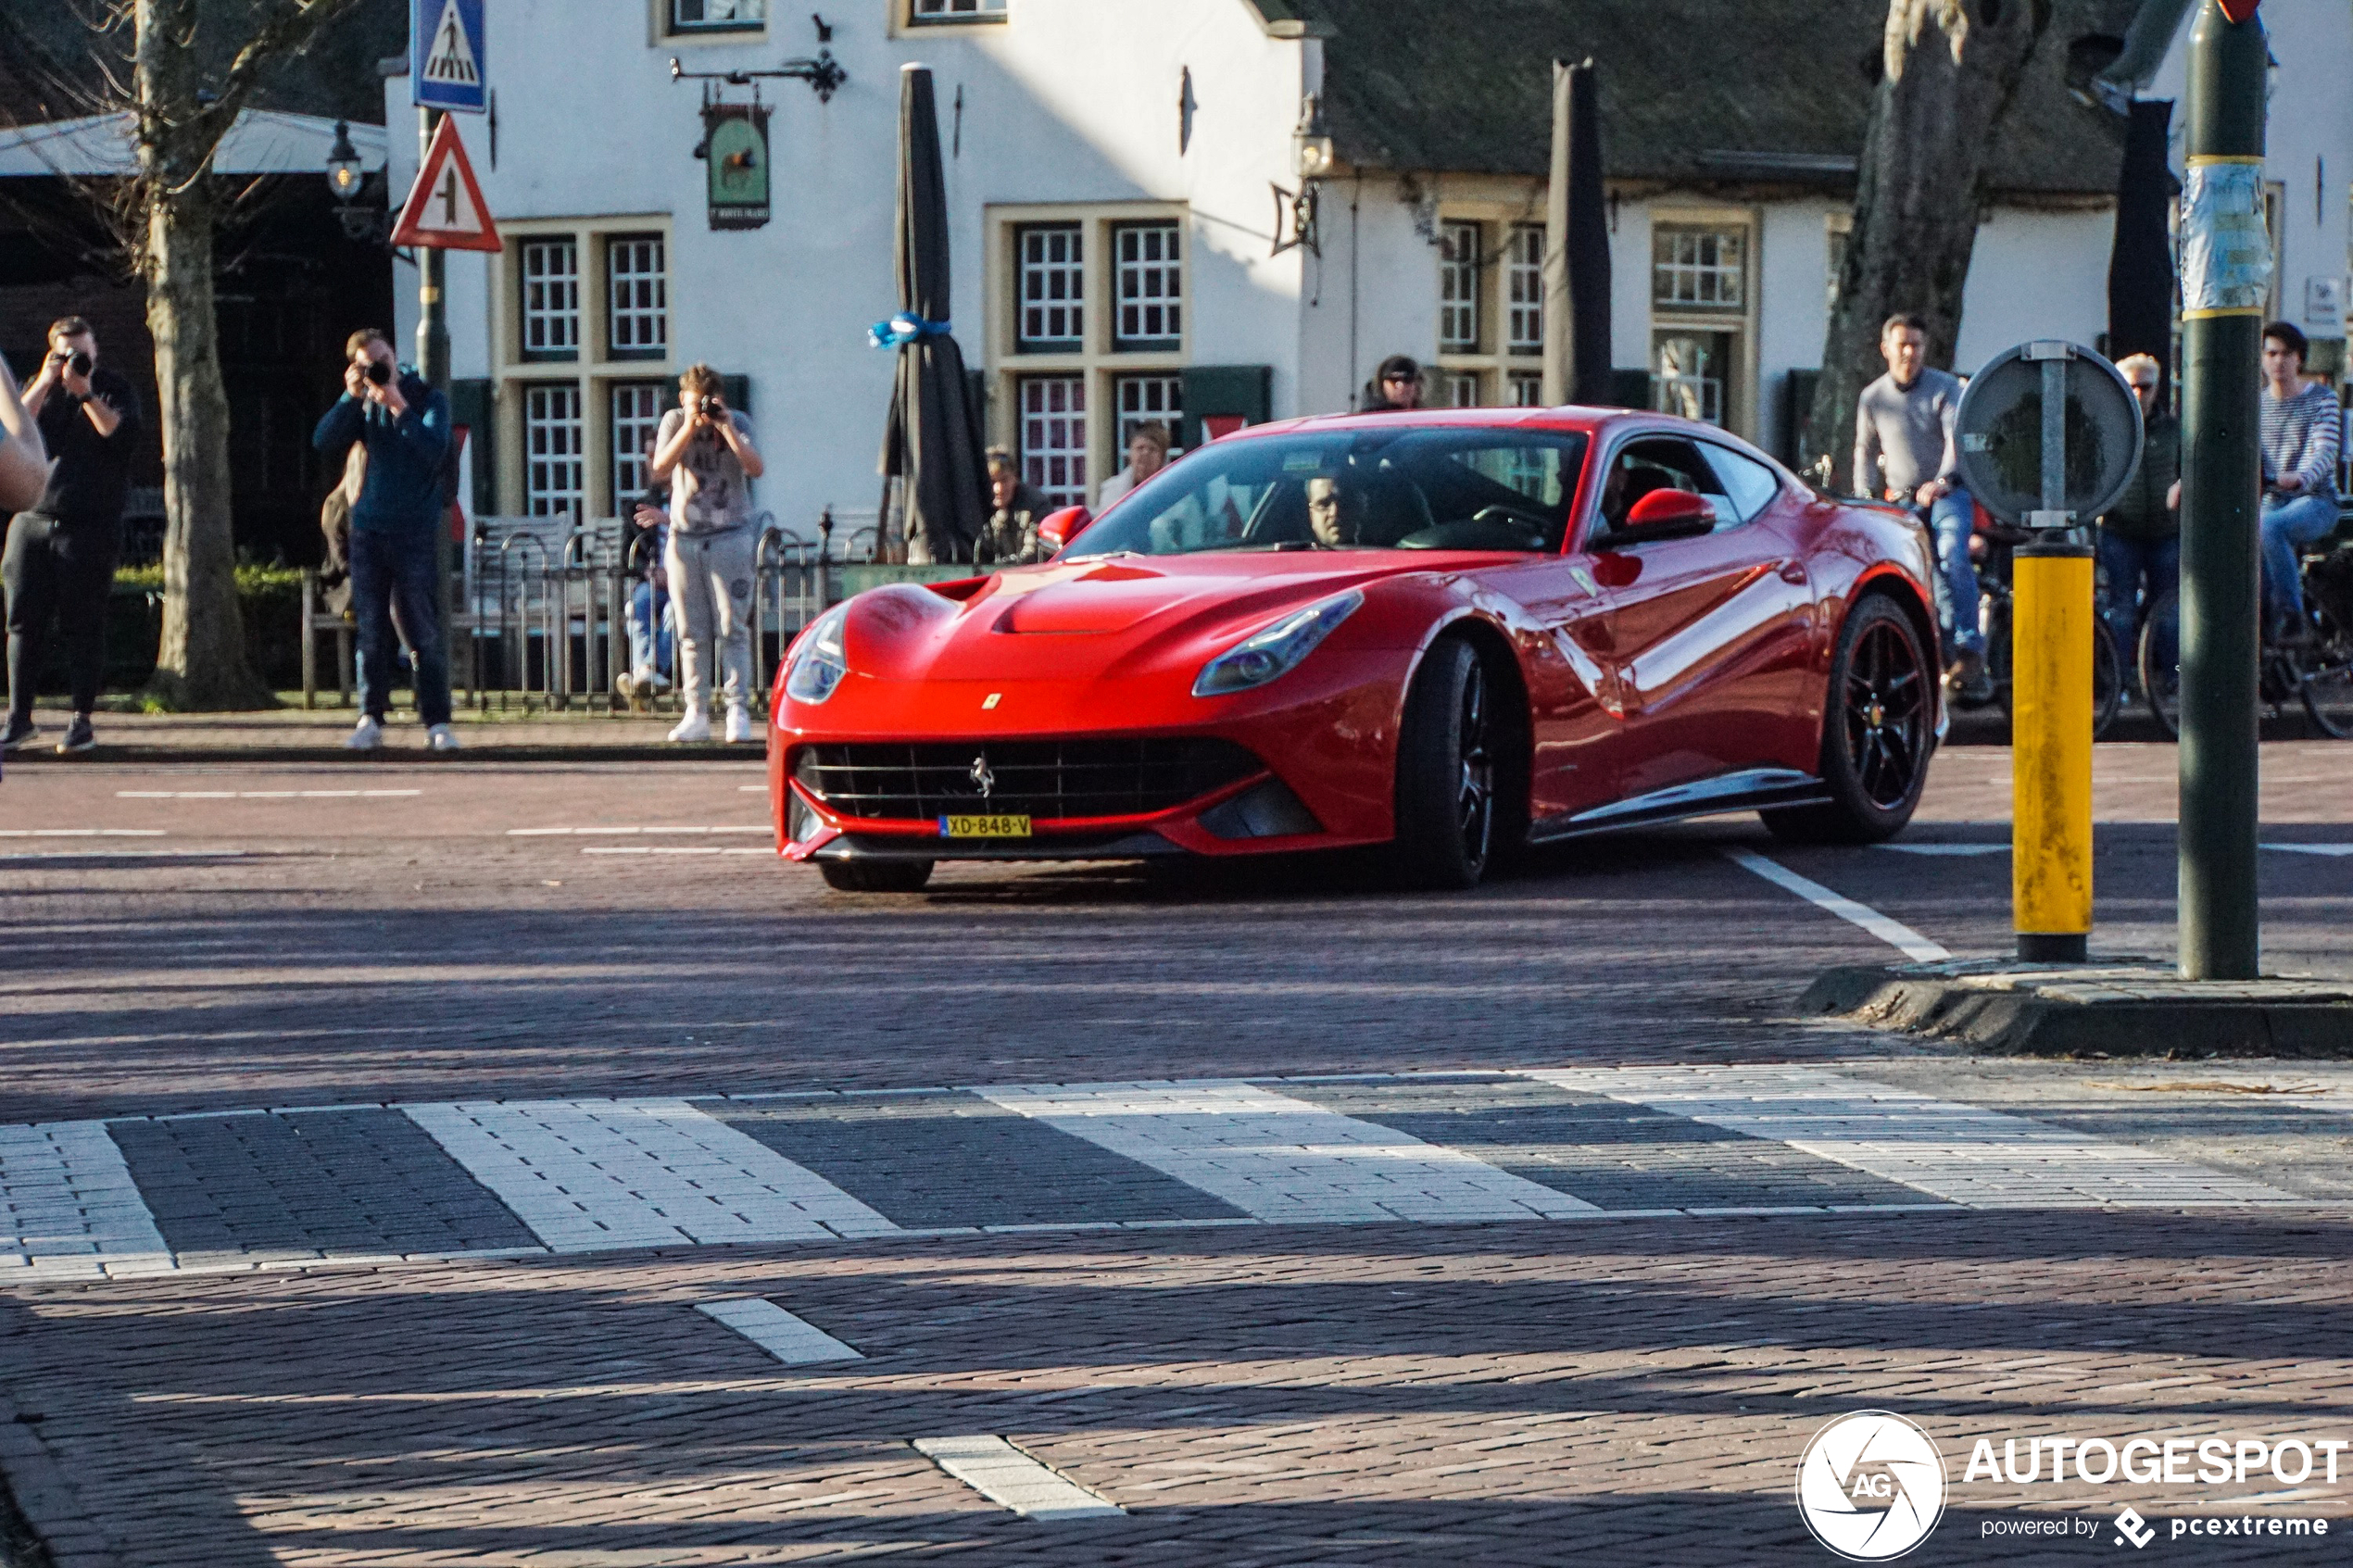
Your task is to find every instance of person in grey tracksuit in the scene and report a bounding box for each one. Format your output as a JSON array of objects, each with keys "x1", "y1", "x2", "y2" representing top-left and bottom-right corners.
[{"x1": 650, "y1": 363, "x2": 766, "y2": 744}]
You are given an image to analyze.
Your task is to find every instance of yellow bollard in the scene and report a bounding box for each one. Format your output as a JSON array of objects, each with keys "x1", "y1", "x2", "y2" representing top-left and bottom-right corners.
[{"x1": 2011, "y1": 541, "x2": 2095, "y2": 961}]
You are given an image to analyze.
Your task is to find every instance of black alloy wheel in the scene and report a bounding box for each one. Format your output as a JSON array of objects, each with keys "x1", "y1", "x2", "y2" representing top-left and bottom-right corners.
[
  {"x1": 1763, "y1": 594, "x2": 1931, "y2": 845},
  {"x1": 1395, "y1": 636, "x2": 1502, "y2": 889},
  {"x1": 819, "y1": 858, "x2": 935, "y2": 893}
]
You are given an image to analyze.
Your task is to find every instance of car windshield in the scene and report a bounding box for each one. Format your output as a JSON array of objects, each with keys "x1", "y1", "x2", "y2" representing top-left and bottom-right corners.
[{"x1": 1067, "y1": 426, "x2": 1591, "y2": 558}]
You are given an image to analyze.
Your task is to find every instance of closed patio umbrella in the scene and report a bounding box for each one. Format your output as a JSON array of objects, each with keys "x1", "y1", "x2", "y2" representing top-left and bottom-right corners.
[
  {"x1": 877, "y1": 64, "x2": 988, "y2": 564},
  {"x1": 2107, "y1": 98, "x2": 2176, "y2": 401},
  {"x1": 1541, "y1": 57, "x2": 1612, "y2": 407}
]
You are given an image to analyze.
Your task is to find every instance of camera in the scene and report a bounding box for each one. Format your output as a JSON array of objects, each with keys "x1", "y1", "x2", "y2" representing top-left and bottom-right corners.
[
  {"x1": 66, "y1": 351, "x2": 92, "y2": 378},
  {"x1": 698, "y1": 394, "x2": 725, "y2": 418},
  {"x1": 364, "y1": 359, "x2": 393, "y2": 387}
]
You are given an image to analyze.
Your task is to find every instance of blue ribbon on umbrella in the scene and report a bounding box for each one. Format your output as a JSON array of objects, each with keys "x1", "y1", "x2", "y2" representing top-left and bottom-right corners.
[{"x1": 868, "y1": 311, "x2": 954, "y2": 349}]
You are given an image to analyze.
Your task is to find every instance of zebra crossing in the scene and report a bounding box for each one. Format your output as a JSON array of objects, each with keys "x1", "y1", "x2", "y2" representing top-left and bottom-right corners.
[{"x1": 0, "y1": 1067, "x2": 2309, "y2": 1285}]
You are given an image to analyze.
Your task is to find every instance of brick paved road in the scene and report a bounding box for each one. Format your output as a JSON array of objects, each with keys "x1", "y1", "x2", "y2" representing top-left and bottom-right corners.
[{"x1": 0, "y1": 748, "x2": 2348, "y2": 1564}]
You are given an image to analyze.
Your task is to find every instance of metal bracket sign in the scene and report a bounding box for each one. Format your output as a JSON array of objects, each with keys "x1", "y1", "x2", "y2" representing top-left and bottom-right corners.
[
  {"x1": 1954, "y1": 340, "x2": 2145, "y2": 532},
  {"x1": 413, "y1": 0, "x2": 487, "y2": 114},
  {"x1": 702, "y1": 102, "x2": 772, "y2": 231}
]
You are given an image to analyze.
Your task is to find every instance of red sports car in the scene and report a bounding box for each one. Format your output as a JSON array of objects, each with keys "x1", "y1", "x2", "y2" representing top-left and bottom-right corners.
[{"x1": 768, "y1": 408, "x2": 1943, "y2": 892}]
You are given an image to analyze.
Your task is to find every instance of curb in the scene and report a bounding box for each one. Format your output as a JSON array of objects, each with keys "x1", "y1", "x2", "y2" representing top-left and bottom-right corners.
[
  {"x1": 0, "y1": 1388, "x2": 112, "y2": 1568},
  {"x1": 1801, "y1": 960, "x2": 2353, "y2": 1056}
]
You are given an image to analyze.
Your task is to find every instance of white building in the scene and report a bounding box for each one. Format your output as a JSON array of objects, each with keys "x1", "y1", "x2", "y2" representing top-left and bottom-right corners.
[{"x1": 386, "y1": 0, "x2": 2349, "y2": 538}]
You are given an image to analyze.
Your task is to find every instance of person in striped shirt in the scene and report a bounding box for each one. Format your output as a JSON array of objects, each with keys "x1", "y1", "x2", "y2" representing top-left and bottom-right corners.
[{"x1": 2259, "y1": 321, "x2": 2343, "y2": 644}]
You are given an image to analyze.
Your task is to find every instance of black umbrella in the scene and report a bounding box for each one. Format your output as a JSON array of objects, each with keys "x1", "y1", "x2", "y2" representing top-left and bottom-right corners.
[
  {"x1": 1541, "y1": 57, "x2": 1613, "y2": 406},
  {"x1": 2107, "y1": 98, "x2": 2176, "y2": 401},
  {"x1": 877, "y1": 64, "x2": 988, "y2": 564}
]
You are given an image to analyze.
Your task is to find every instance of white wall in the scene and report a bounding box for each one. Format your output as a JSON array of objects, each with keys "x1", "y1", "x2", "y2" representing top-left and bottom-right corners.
[
  {"x1": 1955, "y1": 207, "x2": 2117, "y2": 373},
  {"x1": 387, "y1": 0, "x2": 1308, "y2": 526}
]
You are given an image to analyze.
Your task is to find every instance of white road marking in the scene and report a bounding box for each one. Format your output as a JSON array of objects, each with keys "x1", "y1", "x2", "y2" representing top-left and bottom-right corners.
[
  {"x1": 1873, "y1": 843, "x2": 2009, "y2": 857},
  {"x1": 1526, "y1": 1066, "x2": 2299, "y2": 1209},
  {"x1": 739, "y1": 784, "x2": 767, "y2": 792},
  {"x1": 697, "y1": 1298, "x2": 863, "y2": 1364},
  {"x1": 114, "y1": 790, "x2": 421, "y2": 799},
  {"x1": 0, "y1": 829, "x2": 166, "y2": 838},
  {"x1": 2263, "y1": 843, "x2": 2353, "y2": 858},
  {"x1": 0, "y1": 849, "x2": 247, "y2": 862},
  {"x1": 401, "y1": 1098, "x2": 898, "y2": 1252},
  {"x1": 912, "y1": 1436, "x2": 1124, "y2": 1520},
  {"x1": 975, "y1": 1081, "x2": 1601, "y2": 1223},
  {"x1": 1724, "y1": 847, "x2": 1951, "y2": 961},
  {"x1": 0, "y1": 1123, "x2": 173, "y2": 1281},
  {"x1": 508, "y1": 825, "x2": 769, "y2": 836}
]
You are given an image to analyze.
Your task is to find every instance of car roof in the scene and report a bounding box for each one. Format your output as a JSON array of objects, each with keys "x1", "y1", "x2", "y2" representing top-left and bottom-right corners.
[{"x1": 1225, "y1": 406, "x2": 1793, "y2": 475}]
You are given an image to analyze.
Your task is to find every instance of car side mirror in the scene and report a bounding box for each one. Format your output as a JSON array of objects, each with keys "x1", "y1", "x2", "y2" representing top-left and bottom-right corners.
[
  {"x1": 1615, "y1": 488, "x2": 1718, "y2": 544},
  {"x1": 1038, "y1": 505, "x2": 1090, "y2": 555}
]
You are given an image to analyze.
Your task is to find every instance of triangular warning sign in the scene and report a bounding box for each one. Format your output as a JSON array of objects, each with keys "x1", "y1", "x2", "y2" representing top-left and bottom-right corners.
[
  {"x1": 422, "y1": 0, "x2": 481, "y2": 88},
  {"x1": 392, "y1": 116, "x2": 501, "y2": 253}
]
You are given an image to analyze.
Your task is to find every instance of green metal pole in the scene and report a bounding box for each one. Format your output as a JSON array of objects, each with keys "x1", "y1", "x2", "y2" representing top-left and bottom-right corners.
[
  {"x1": 419, "y1": 107, "x2": 458, "y2": 714},
  {"x1": 2177, "y1": 0, "x2": 2267, "y2": 980}
]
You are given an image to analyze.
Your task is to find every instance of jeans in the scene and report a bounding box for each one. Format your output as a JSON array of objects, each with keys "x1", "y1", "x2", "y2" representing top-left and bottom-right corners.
[
  {"x1": 1927, "y1": 488, "x2": 1984, "y2": 658},
  {"x1": 348, "y1": 527, "x2": 451, "y2": 727},
  {"x1": 665, "y1": 528, "x2": 755, "y2": 712},
  {"x1": 2095, "y1": 530, "x2": 2180, "y2": 656},
  {"x1": 628, "y1": 580, "x2": 674, "y2": 676},
  {"x1": 3, "y1": 511, "x2": 121, "y2": 724},
  {"x1": 2260, "y1": 493, "x2": 2338, "y2": 635}
]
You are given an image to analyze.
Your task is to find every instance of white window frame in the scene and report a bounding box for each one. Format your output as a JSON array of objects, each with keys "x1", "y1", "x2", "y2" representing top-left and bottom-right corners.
[
  {"x1": 1113, "y1": 221, "x2": 1183, "y2": 350},
  {"x1": 1506, "y1": 223, "x2": 1544, "y2": 356},
  {"x1": 1015, "y1": 222, "x2": 1086, "y2": 352},
  {"x1": 521, "y1": 237, "x2": 580, "y2": 361},
  {"x1": 610, "y1": 381, "x2": 671, "y2": 515},
  {"x1": 524, "y1": 383, "x2": 585, "y2": 519},
  {"x1": 1507, "y1": 370, "x2": 1545, "y2": 408},
  {"x1": 1112, "y1": 373, "x2": 1184, "y2": 467},
  {"x1": 988, "y1": 203, "x2": 1189, "y2": 505},
  {"x1": 668, "y1": 0, "x2": 765, "y2": 33},
  {"x1": 606, "y1": 235, "x2": 668, "y2": 362},
  {"x1": 1439, "y1": 220, "x2": 1482, "y2": 353},
  {"x1": 908, "y1": 0, "x2": 1007, "y2": 22},
  {"x1": 1652, "y1": 222, "x2": 1747, "y2": 313},
  {"x1": 492, "y1": 217, "x2": 677, "y2": 520},
  {"x1": 1647, "y1": 207, "x2": 1761, "y2": 438},
  {"x1": 1018, "y1": 375, "x2": 1088, "y2": 510}
]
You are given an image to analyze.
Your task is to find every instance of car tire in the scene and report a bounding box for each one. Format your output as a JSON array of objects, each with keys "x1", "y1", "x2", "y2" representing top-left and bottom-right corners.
[
  {"x1": 818, "y1": 859, "x2": 935, "y2": 893},
  {"x1": 1394, "y1": 635, "x2": 1503, "y2": 889},
  {"x1": 1762, "y1": 594, "x2": 1931, "y2": 846}
]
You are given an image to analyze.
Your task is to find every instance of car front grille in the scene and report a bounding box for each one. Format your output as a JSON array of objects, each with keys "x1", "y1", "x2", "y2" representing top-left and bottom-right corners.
[{"x1": 792, "y1": 738, "x2": 1263, "y2": 822}]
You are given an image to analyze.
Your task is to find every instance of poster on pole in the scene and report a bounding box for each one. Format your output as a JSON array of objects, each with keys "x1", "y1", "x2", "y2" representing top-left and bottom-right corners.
[{"x1": 413, "y1": 0, "x2": 487, "y2": 114}]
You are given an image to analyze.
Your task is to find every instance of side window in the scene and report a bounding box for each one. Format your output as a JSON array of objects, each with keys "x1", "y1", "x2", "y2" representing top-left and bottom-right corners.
[
  {"x1": 1700, "y1": 444, "x2": 1785, "y2": 524},
  {"x1": 1596, "y1": 436, "x2": 1735, "y2": 535}
]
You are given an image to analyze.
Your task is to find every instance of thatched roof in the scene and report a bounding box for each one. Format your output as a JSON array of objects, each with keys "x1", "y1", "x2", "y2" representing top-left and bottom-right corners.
[{"x1": 1257, "y1": 0, "x2": 2141, "y2": 198}]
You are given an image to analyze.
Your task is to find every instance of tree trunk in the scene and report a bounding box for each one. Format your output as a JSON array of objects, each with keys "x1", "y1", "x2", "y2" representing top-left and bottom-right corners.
[
  {"x1": 145, "y1": 181, "x2": 267, "y2": 709},
  {"x1": 1809, "y1": 0, "x2": 2055, "y2": 488}
]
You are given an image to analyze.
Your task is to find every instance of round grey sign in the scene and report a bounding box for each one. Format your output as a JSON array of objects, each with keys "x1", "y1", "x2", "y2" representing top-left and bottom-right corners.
[{"x1": 1954, "y1": 342, "x2": 2145, "y2": 527}]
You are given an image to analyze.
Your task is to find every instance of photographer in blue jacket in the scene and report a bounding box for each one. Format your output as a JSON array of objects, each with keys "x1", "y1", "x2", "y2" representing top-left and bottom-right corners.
[{"x1": 311, "y1": 329, "x2": 458, "y2": 752}]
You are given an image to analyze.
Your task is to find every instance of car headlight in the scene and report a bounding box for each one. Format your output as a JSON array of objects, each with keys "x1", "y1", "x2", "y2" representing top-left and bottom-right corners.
[
  {"x1": 784, "y1": 603, "x2": 850, "y2": 705},
  {"x1": 1191, "y1": 589, "x2": 1364, "y2": 697}
]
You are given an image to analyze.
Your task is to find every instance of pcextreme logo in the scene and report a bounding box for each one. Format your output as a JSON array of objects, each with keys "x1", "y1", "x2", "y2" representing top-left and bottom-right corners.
[{"x1": 1795, "y1": 1411, "x2": 1948, "y2": 1561}]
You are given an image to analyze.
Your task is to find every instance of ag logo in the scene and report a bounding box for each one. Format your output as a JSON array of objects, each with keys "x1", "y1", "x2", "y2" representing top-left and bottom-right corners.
[{"x1": 1795, "y1": 1411, "x2": 1946, "y2": 1561}]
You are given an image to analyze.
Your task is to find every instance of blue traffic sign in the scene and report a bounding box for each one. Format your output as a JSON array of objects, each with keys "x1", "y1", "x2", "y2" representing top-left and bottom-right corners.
[{"x1": 412, "y1": 0, "x2": 487, "y2": 114}]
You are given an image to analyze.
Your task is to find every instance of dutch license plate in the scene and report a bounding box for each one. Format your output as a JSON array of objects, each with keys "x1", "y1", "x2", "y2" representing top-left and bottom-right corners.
[{"x1": 938, "y1": 813, "x2": 1032, "y2": 839}]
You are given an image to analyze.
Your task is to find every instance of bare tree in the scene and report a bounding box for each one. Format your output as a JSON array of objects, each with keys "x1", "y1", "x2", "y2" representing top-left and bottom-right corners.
[
  {"x1": 1810, "y1": 0, "x2": 2056, "y2": 487},
  {"x1": 13, "y1": 0, "x2": 368, "y2": 708}
]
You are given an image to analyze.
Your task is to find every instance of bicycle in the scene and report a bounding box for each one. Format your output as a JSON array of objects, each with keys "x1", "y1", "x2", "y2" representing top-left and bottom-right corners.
[
  {"x1": 1951, "y1": 516, "x2": 2125, "y2": 736},
  {"x1": 2137, "y1": 540, "x2": 2353, "y2": 738}
]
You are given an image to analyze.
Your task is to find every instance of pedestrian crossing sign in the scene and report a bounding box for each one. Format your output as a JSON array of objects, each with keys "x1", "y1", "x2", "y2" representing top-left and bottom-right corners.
[
  {"x1": 412, "y1": 0, "x2": 487, "y2": 114},
  {"x1": 391, "y1": 116, "x2": 502, "y2": 252}
]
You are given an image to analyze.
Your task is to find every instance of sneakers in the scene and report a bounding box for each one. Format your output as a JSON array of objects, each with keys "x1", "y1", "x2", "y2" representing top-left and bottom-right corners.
[
  {"x1": 1945, "y1": 647, "x2": 1993, "y2": 705},
  {"x1": 346, "y1": 715, "x2": 384, "y2": 751},
  {"x1": 724, "y1": 706, "x2": 756, "y2": 745},
  {"x1": 0, "y1": 716, "x2": 37, "y2": 751},
  {"x1": 615, "y1": 670, "x2": 641, "y2": 703},
  {"x1": 668, "y1": 709, "x2": 713, "y2": 744},
  {"x1": 57, "y1": 714, "x2": 95, "y2": 754},
  {"x1": 427, "y1": 723, "x2": 461, "y2": 753}
]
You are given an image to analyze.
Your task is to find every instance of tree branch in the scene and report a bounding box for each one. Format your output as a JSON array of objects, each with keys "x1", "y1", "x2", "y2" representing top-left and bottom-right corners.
[{"x1": 176, "y1": 0, "x2": 371, "y2": 169}]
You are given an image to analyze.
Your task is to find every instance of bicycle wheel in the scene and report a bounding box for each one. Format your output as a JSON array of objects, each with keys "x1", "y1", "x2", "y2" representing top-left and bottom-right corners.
[
  {"x1": 2138, "y1": 586, "x2": 2181, "y2": 739},
  {"x1": 2092, "y1": 620, "x2": 2123, "y2": 738},
  {"x1": 2299, "y1": 603, "x2": 2353, "y2": 737}
]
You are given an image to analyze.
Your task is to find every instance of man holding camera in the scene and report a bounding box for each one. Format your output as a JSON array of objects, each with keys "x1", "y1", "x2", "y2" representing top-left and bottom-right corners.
[
  {"x1": 4, "y1": 317, "x2": 141, "y2": 754},
  {"x1": 649, "y1": 364, "x2": 764, "y2": 744},
  {"x1": 310, "y1": 329, "x2": 458, "y2": 751}
]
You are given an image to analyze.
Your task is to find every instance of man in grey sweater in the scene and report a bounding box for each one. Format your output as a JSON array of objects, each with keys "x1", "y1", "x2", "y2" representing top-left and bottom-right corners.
[{"x1": 1854, "y1": 313, "x2": 1984, "y2": 694}]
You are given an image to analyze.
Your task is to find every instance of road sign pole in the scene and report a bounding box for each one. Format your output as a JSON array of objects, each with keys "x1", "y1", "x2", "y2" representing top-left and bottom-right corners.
[
  {"x1": 419, "y1": 104, "x2": 455, "y2": 709},
  {"x1": 2178, "y1": 0, "x2": 2267, "y2": 981},
  {"x1": 2013, "y1": 342, "x2": 2094, "y2": 963}
]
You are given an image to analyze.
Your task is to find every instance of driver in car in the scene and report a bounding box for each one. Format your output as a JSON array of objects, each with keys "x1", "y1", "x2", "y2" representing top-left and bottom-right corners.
[{"x1": 1305, "y1": 473, "x2": 1363, "y2": 547}]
